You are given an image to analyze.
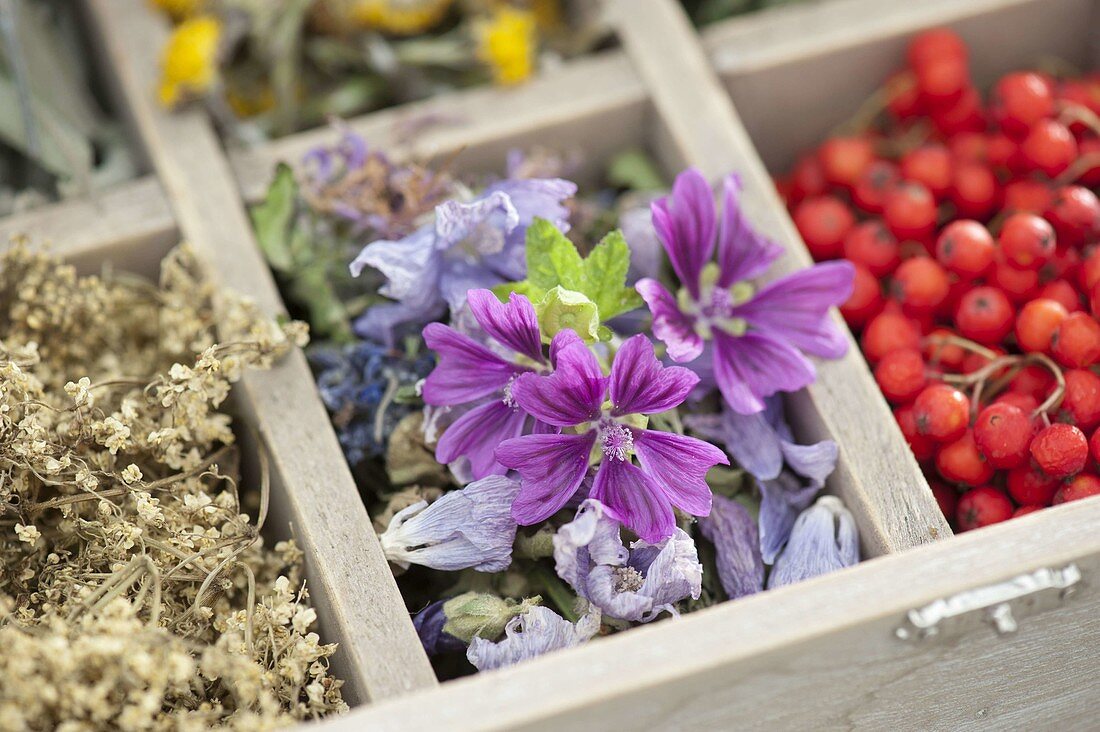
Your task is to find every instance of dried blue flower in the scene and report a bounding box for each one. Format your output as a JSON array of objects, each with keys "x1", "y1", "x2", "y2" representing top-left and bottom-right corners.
[
  {"x1": 466, "y1": 605, "x2": 601, "y2": 672},
  {"x1": 697, "y1": 495, "x2": 763, "y2": 600},
  {"x1": 552, "y1": 499, "x2": 702, "y2": 622},
  {"x1": 350, "y1": 177, "x2": 577, "y2": 346},
  {"x1": 412, "y1": 600, "x2": 465, "y2": 656},
  {"x1": 379, "y1": 475, "x2": 520, "y2": 572},
  {"x1": 768, "y1": 496, "x2": 859, "y2": 588}
]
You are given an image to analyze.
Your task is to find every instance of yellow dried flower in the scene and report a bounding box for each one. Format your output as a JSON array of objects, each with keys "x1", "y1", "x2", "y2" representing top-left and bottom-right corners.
[
  {"x1": 149, "y1": 0, "x2": 205, "y2": 22},
  {"x1": 349, "y1": 0, "x2": 454, "y2": 35},
  {"x1": 477, "y1": 5, "x2": 537, "y2": 85},
  {"x1": 158, "y1": 15, "x2": 221, "y2": 108}
]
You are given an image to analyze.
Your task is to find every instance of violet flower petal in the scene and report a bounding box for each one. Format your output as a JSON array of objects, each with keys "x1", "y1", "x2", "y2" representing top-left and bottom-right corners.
[
  {"x1": 780, "y1": 438, "x2": 839, "y2": 490},
  {"x1": 379, "y1": 475, "x2": 521, "y2": 572},
  {"x1": 608, "y1": 334, "x2": 699, "y2": 416},
  {"x1": 635, "y1": 278, "x2": 704, "y2": 363},
  {"x1": 354, "y1": 300, "x2": 446, "y2": 347},
  {"x1": 436, "y1": 399, "x2": 528, "y2": 479},
  {"x1": 434, "y1": 192, "x2": 519, "y2": 256},
  {"x1": 466, "y1": 605, "x2": 600, "y2": 672},
  {"x1": 438, "y1": 259, "x2": 507, "y2": 314},
  {"x1": 768, "y1": 496, "x2": 859, "y2": 588},
  {"x1": 715, "y1": 174, "x2": 785, "y2": 287},
  {"x1": 422, "y1": 323, "x2": 518, "y2": 405},
  {"x1": 712, "y1": 329, "x2": 817, "y2": 415},
  {"x1": 758, "y1": 472, "x2": 819, "y2": 564},
  {"x1": 498, "y1": 432, "x2": 596, "y2": 525},
  {"x1": 651, "y1": 168, "x2": 717, "y2": 299},
  {"x1": 698, "y1": 495, "x2": 764, "y2": 600},
  {"x1": 466, "y1": 289, "x2": 544, "y2": 364},
  {"x1": 349, "y1": 227, "x2": 438, "y2": 303},
  {"x1": 510, "y1": 332, "x2": 606, "y2": 427},
  {"x1": 685, "y1": 409, "x2": 784, "y2": 482},
  {"x1": 413, "y1": 600, "x2": 466, "y2": 656},
  {"x1": 632, "y1": 528, "x2": 703, "y2": 617},
  {"x1": 632, "y1": 428, "x2": 727, "y2": 516},
  {"x1": 552, "y1": 499, "x2": 629, "y2": 596},
  {"x1": 590, "y1": 458, "x2": 676, "y2": 543},
  {"x1": 620, "y1": 204, "x2": 663, "y2": 283}
]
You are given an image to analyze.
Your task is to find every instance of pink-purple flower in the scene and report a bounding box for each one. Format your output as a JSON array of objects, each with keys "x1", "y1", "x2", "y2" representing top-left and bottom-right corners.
[
  {"x1": 636, "y1": 168, "x2": 855, "y2": 414},
  {"x1": 496, "y1": 332, "x2": 728, "y2": 542}
]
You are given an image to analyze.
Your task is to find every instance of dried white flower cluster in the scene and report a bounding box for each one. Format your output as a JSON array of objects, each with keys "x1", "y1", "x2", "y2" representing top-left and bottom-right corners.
[{"x1": 0, "y1": 243, "x2": 345, "y2": 729}]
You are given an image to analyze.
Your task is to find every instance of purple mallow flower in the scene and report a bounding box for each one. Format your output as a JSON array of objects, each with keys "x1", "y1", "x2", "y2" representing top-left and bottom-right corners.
[
  {"x1": 553, "y1": 499, "x2": 702, "y2": 622},
  {"x1": 350, "y1": 177, "x2": 576, "y2": 346},
  {"x1": 636, "y1": 168, "x2": 854, "y2": 414},
  {"x1": 422, "y1": 289, "x2": 554, "y2": 480},
  {"x1": 768, "y1": 496, "x2": 859, "y2": 588},
  {"x1": 497, "y1": 332, "x2": 728, "y2": 542}
]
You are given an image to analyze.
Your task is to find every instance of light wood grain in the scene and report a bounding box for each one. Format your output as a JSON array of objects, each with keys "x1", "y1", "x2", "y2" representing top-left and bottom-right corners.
[
  {"x1": 82, "y1": 0, "x2": 438, "y2": 703},
  {"x1": 606, "y1": 0, "x2": 951, "y2": 557}
]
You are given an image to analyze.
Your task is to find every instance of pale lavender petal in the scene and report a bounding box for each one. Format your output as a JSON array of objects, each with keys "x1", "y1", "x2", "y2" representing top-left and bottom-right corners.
[
  {"x1": 698, "y1": 495, "x2": 764, "y2": 600},
  {"x1": 379, "y1": 475, "x2": 521, "y2": 572},
  {"x1": 466, "y1": 605, "x2": 600, "y2": 672},
  {"x1": 781, "y1": 438, "x2": 838, "y2": 490},
  {"x1": 438, "y1": 260, "x2": 505, "y2": 314},
  {"x1": 552, "y1": 499, "x2": 629, "y2": 597},
  {"x1": 758, "y1": 472, "x2": 819, "y2": 564},
  {"x1": 620, "y1": 203, "x2": 663, "y2": 283},
  {"x1": 511, "y1": 332, "x2": 606, "y2": 427},
  {"x1": 631, "y1": 528, "x2": 703, "y2": 616},
  {"x1": 584, "y1": 566, "x2": 653, "y2": 620},
  {"x1": 609, "y1": 334, "x2": 699, "y2": 416},
  {"x1": 730, "y1": 261, "x2": 854, "y2": 358},
  {"x1": 712, "y1": 329, "x2": 816, "y2": 415},
  {"x1": 591, "y1": 458, "x2": 675, "y2": 543},
  {"x1": 715, "y1": 174, "x2": 785, "y2": 287},
  {"x1": 685, "y1": 408, "x2": 783, "y2": 482},
  {"x1": 498, "y1": 432, "x2": 596, "y2": 525},
  {"x1": 632, "y1": 429, "x2": 727, "y2": 516},
  {"x1": 651, "y1": 168, "x2": 716, "y2": 299},
  {"x1": 484, "y1": 178, "x2": 576, "y2": 232},
  {"x1": 422, "y1": 323, "x2": 518, "y2": 404},
  {"x1": 768, "y1": 496, "x2": 860, "y2": 588},
  {"x1": 436, "y1": 399, "x2": 528, "y2": 479},
  {"x1": 635, "y1": 278, "x2": 703, "y2": 363},
  {"x1": 354, "y1": 299, "x2": 445, "y2": 347},
  {"x1": 466, "y1": 289, "x2": 544, "y2": 363},
  {"x1": 349, "y1": 227, "x2": 438, "y2": 301},
  {"x1": 434, "y1": 191, "x2": 519, "y2": 256}
]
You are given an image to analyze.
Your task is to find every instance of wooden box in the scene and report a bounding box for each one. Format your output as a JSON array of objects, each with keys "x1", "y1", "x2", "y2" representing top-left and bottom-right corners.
[{"x1": 0, "y1": 0, "x2": 1094, "y2": 728}]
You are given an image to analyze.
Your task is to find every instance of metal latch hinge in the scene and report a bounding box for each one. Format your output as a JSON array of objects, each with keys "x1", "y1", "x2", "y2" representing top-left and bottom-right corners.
[{"x1": 895, "y1": 564, "x2": 1081, "y2": 641}]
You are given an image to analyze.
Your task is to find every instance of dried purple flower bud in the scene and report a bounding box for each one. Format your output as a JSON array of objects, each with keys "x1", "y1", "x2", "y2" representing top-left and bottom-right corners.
[
  {"x1": 697, "y1": 495, "x2": 764, "y2": 600},
  {"x1": 412, "y1": 600, "x2": 465, "y2": 656},
  {"x1": 768, "y1": 496, "x2": 859, "y2": 589},
  {"x1": 379, "y1": 475, "x2": 520, "y2": 571},
  {"x1": 466, "y1": 605, "x2": 601, "y2": 672}
]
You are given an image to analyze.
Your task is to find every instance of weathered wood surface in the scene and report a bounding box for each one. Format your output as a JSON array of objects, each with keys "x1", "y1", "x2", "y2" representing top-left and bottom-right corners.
[
  {"x1": 607, "y1": 0, "x2": 951, "y2": 557},
  {"x1": 83, "y1": 0, "x2": 438, "y2": 703}
]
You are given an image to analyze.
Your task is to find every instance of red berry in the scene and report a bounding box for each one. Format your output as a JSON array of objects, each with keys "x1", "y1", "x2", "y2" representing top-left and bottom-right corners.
[
  {"x1": 936, "y1": 219, "x2": 994, "y2": 276},
  {"x1": 930, "y1": 86, "x2": 985, "y2": 136},
  {"x1": 1052, "y1": 311, "x2": 1100, "y2": 368},
  {"x1": 949, "y1": 132, "x2": 988, "y2": 163},
  {"x1": 1046, "y1": 185, "x2": 1100, "y2": 249},
  {"x1": 990, "y1": 72, "x2": 1055, "y2": 139},
  {"x1": 994, "y1": 391, "x2": 1039, "y2": 413},
  {"x1": 892, "y1": 257, "x2": 950, "y2": 313},
  {"x1": 1019, "y1": 120, "x2": 1078, "y2": 178},
  {"x1": 1006, "y1": 464, "x2": 1059, "y2": 506},
  {"x1": 936, "y1": 430, "x2": 994, "y2": 486},
  {"x1": 794, "y1": 196, "x2": 855, "y2": 260},
  {"x1": 930, "y1": 480, "x2": 959, "y2": 522},
  {"x1": 915, "y1": 57, "x2": 970, "y2": 106},
  {"x1": 1030, "y1": 423, "x2": 1088, "y2": 478},
  {"x1": 957, "y1": 486, "x2": 1014, "y2": 531},
  {"x1": 907, "y1": 28, "x2": 967, "y2": 68},
  {"x1": 1090, "y1": 426, "x2": 1100, "y2": 465},
  {"x1": 950, "y1": 162, "x2": 999, "y2": 220},
  {"x1": 999, "y1": 213, "x2": 1056, "y2": 270},
  {"x1": 862, "y1": 306, "x2": 921, "y2": 363},
  {"x1": 973, "y1": 403, "x2": 1034, "y2": 469},
  {"x1": 987, "y1": 133, "x2": 1018, "y2": 171},
  {"x1": 1077, "y1": 138, "x2": 1100, "y2": 186},
  {"x1": 884, "y1": 182, "x2": 937, "y2": 242},
  {"x1": 874, "y1": 349, "x2": 927, "y2": 404},
  {"x1": 924, "y1": 328, "x2": 966, "y2": 370},
  {"x1": 1003, "y1": 179, "x2": 1054, "y2": 214},
  {"x1": 989, "y1": 258, "x2": 1040, "y2": 303},
  {"x1": 954, "y1": 286, "x2": 1015, "y2": 344},
  {"x1": 819, "y1": 136, "x2": 875, "y2": 189},
  {"x1": 1053, "y1": 472, "x2": 1100, "y2": 504},
  {"x1": 1015, "y1": 298, "x2": 1069, "y2": 353},
  {"x1": 840, "y1": 263, "x2": 884, "y2": 328},
  {"x1": 900, "y1": 144, "x2": 952, "y2": 199},
  {"x1": 843, "y1": 220, "x2": 900, "y2": 277},
  {"x1": 1013, "y1": 505, "x2": 1043, "y2": 517},
  {"x1": 886, "y1": 70, "x2": 922, "y2": 120},
  {"x1": 913, "y1": 383, "x2": 970, "y2": 443},
  {"x1": 789, "y1": 154, "x2": 827, "y2": 203},
  {"x1": 896, "y1": 404, "x2": 936, "y2": 461},
  {"x1": 852, "y1": 160, "x2": 901, "y2": 214},
  {"x1": 1059, "y1": 368, "x2": 1100, "y2": 431},
  {"x1": 1037, "y1": 279, "x2": 1081, "y2": 312},
  {"x1": 1009, "y1": 364, "x2": 1055, "y2": 401}
]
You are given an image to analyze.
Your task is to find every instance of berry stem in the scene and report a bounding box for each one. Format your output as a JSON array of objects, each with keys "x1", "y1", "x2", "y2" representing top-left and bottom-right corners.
[
  {"x1": 1056, "y1": 151, "x2": 1100, "y2": 185},
  {"x1": 1058, "y1": 101, "x2": 1100, "y2": 138}
]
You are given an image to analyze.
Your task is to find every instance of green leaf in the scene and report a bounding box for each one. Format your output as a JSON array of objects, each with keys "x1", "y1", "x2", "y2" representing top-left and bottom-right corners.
[
  {"x1": 582, "y1": 230, "x2": 644, "y2": 321},
  {"x1": 607, "y1": 149, "x2": 665, "y2": 191},
  {"x1": 524, "y1": 218, "x2": 586, "y2": 296},
  {"x1": 250, "y1": 163, "x2": 299, "y2": 272},
  {"x1": 535, "y1": 287, "x2": 601, "y2": 343}
]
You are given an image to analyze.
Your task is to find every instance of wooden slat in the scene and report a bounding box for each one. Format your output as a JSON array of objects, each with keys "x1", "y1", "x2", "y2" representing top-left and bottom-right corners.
[
  {"x1": 606, "y1": 0, "x2": 951, "y2": 557},
  {"x1": 320, "y1": 497, "x2": 1100, "y2": 731},
  {"x1": 83, "y1": 0, "x2": 437, "y2": 703}
]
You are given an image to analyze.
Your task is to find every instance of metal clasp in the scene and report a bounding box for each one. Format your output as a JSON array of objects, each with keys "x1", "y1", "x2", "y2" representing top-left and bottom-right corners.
[{"x1": 895, "y1": 564, "x2": 1081, "y2": 641}]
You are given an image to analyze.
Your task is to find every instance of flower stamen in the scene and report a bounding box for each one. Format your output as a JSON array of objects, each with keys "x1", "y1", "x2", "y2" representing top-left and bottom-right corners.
[{"x1": 600, "y1": 421, "x2": 634, "y2": 462}]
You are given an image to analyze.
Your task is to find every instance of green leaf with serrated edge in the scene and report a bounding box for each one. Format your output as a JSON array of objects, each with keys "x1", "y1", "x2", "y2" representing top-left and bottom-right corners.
[
  {"x1": 250, "y1": 163, "x2": 298, "y2": 272},
  {"x1": 524, "y1": 218, "x2": 585, "y2": 294},
  {"x1": 535, "y1": 287, "x2": 601, "y2": 343},
  {"x1": 582, "y1": 230, "x2": 644, "y2": 321},
  {"x1": 491, "y1": 279, "x2": 538, "y2": 302}
]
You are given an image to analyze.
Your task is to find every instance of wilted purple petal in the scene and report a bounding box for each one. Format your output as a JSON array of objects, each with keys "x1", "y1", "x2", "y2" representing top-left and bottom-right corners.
[
  {"x1": 780, "y1": 438, "x2": 838, "y2": 490},
  {"x1": 632, "y1": 429, "x2": 726, "y2": 516},
  {"x1": 636, "y1": 279, "x2": 704, "y2": 363},
  {"x1": 591, "y1": 458, "x2": 675, "y2": 543},
  {"x1": 758, "y1": 472, "x2": 819, "y2": 564},
  {"x1": 467, "y1": 289, "x2": 544, "y2": 363},
  {"x1": 712, "y1": 329, "x2": 816, "y2": 415},
  {"x1": 354, "y1": 299, "x2": 446, "y2": 347},
  {"x1": 349, "y1": 227, "x2": 437, "y2": 297},
  {"x1": 768, "y1": 496, "x2": 859, "y2": 588},
  {"x1": 609, "y1": 334, "x2": 699, "y2": 416},
  {"x1": 435, "y1": 192, "x2": 519, "y2": 256},
  {"x1": 438, "y1": 260, "x2": 506, "y2": 314},
  {"x1": 698, "y1": 495, "x2": 764, "y2": 600},
  {"x1": 620, "y1": 203, "x2": 663, "y2": 283},
  {"x1": 379, "y1": 475, "x2": 521, "y2": 572},
  {"x1": 651, "y1": 168, "x2": 716, "y2": 299},
  {"x1": 715, "y1": 174, "x2": 785, "y2": 287},
  {"x1": 484, "y1": 178, "x2": 576, "y2": 234},
  {"x1": 466, "y1": 605, "x2": 600, "y2": 672},
  {"x1": 422, "y1": 323, "x2": 518, "y2": 404},
  {"x1": 552, "y1": 499, "x2": 629, "y2": 593},
  {"x1": 413, "y1": 600, "x2": 466, "y2": 656},
  {"x1": 436, "y1": 399, "x2": 528, "y2": 479},
  {"x1": 685, "y1": 409, "x2": 783, "y2": 482},
  {"x1": 498, "y1": 432, "x2": 596, "y2": 525}
]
